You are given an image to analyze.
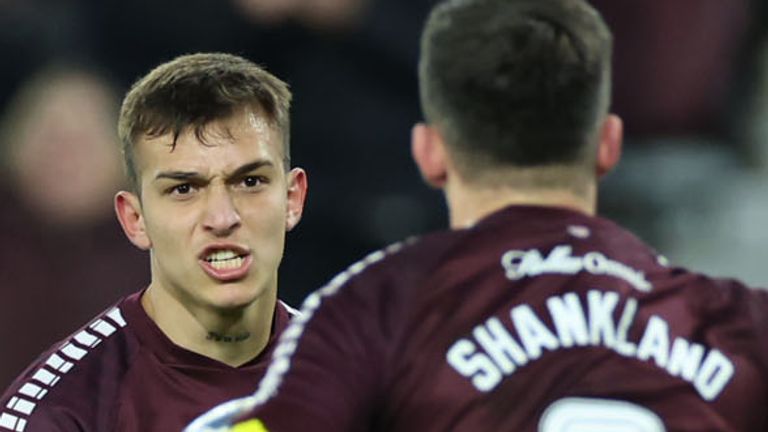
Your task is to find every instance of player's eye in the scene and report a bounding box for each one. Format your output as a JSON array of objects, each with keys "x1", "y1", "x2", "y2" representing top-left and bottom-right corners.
[
  {"x1": 240, "y1": 175, "x2": 268, "y2": 189},
  {"x1": 168, "y1": 183, "x2": 197, "y2": 197}
]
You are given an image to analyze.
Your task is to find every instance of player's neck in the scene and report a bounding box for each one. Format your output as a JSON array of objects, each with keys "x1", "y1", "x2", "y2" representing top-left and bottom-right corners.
[
  {"x1": 445, "y1": 180, "x2": 597, "y2": 229},
  {"x1": 141, "y1": 283, "x2": 276, "y2": 367}
]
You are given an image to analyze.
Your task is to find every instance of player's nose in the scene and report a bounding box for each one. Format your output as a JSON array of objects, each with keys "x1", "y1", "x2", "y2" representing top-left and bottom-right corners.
[{"x1": 202, "y1": 186, "x2": 242, "y2": 236}]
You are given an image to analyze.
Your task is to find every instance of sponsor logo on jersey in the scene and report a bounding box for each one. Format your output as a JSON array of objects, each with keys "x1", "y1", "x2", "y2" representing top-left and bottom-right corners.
[{"x1": 501, "y1": 244, "x2": 652, "y2": 292}]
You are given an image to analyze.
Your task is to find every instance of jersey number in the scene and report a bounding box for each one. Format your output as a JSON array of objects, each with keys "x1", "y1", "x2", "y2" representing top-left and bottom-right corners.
[{"x1": 539, "y1": 397, "x2": 666, "y2": 432}]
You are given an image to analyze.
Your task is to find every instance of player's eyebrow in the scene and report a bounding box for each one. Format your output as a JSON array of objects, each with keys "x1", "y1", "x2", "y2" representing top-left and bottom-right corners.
[
  {"x1": 228, "y1": 160, "x2": 274, "y2": 179},
  {"x1": 154, "y1": 160, "x2": 275, "y2": 182},
  {"x1": 155, "y1": 171, "x2": 201, "y2": 182}
]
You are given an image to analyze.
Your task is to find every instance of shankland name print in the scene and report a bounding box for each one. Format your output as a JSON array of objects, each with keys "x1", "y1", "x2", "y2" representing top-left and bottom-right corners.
[
  {"x1": 447, "y1": 287, "x2": 734, "y2": 400},
  {"x1": 447, "y1": 245, "x2": 734, "y2": 401}
]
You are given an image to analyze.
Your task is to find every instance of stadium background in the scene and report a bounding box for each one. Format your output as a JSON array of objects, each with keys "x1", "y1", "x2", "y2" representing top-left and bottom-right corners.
[{"x1": 0, "y1": 0, "x2": 767, "y2": 390}]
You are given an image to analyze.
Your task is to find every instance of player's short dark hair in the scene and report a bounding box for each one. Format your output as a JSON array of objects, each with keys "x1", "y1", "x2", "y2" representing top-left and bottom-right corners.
[
  {"x1": 419, "y1": 0, "x2": 612, "y2": 180},
  {"x1": 118, "y1": 52, "x2": 292, "y2": 192}
]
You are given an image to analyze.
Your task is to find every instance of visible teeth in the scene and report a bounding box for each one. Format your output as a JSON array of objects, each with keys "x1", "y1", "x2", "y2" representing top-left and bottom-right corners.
[
  {"x1": 209, "y1": 256, "x2": 245, "y2": 270},
  {"x1": 205, "y1": 250, "x2": 247, "y2": 270},
  {"x1": 206, "y1": 250, "x2": 239, "y2": 262}
]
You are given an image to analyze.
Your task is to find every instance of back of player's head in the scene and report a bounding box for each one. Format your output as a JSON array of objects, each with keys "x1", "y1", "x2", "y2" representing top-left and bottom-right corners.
[
  {"x1": 419, "y1": 0, "x2": 613, "y2": 183},
  {"x1": 118, "y1": 52, "x2": 292, "y2": 193}
]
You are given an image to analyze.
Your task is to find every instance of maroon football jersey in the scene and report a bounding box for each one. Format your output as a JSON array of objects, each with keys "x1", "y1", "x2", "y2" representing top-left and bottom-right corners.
[
  {"x1": 202, "y1": 206, "x2": 768, "y2": 431},
  {"x1": 0, "y1": 290, "x2": 295, "y2": 432}
]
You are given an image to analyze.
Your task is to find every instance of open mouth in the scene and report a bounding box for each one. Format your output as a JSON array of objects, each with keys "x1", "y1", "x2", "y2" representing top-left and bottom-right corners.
[{"x1": 204, "y1": 250, "x2": 248, "y2": 270}]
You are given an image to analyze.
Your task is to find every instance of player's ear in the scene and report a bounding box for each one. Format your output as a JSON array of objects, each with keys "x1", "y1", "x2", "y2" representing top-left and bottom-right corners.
[
  {"x1": 285, "y1": 167, "x2": 308, "y2": 232},
  {"x1": 596, "y1": 113, "x2": 623, "y2": 178},
  {"x1": 115, "y1": 191, "x2": 151, "y2": 250},
  {"x1": 411, "y1": 122, "x2": 448, "y2": 188}
]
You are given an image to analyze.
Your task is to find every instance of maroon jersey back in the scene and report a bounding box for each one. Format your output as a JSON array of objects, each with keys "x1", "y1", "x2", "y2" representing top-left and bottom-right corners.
[
  {"x1": 216, "y1": 206, "x2": 768, "y2": 432},
  {"x1": 0, "y1": 290, "x2": 294, "y2": 432}
]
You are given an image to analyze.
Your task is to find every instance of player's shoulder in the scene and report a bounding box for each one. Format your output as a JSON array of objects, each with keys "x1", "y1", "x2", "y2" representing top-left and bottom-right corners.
[
  {"x1": 0, "y1": 298, "x2": 137, "y2": 431},
  {"x1": 320, "y1": 238, "x2": 424, "y2": 292},
  {"x1": 324, "y1": 206, "x2": 611, "y2": 294},
  {"x1": 672, "y1": 270, "x2": 768, "y2": 325},
  {"x1": 329, "y1": 231, "x2": 463, "y2": 292}
]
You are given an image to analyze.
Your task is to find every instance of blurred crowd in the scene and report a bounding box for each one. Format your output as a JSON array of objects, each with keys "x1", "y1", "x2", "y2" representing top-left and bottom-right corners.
[{"x1": 1, "y1": 0, "x2": 767, "y2": 390}]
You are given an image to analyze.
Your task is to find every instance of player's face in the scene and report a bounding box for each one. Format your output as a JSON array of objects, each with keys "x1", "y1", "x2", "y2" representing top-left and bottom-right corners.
[{"x1": 128, "y1": 108, "x2": 305, "y2": 311}]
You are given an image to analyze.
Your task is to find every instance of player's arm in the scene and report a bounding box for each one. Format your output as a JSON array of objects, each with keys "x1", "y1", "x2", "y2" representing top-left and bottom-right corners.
[
  {"x1": 0, "y1": 402, "x2": 83, "y2": 432},
  {"x1": 0, "y1": 367, "x2": 89, "y2": 432},
  {"x1": 188, "y1": 247, "x2": 404, "y2": 432}
]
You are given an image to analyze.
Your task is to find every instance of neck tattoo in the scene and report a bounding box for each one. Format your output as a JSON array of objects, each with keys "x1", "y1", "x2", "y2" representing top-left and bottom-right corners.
[{"x1": 206, "y1": 331, "x2": 251, "y2": 343}]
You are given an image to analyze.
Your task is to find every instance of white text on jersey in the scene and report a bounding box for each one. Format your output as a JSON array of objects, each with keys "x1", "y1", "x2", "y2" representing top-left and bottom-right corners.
[
  {"x1": 501, "y1": 245, "x2": 652, "y2": 292},
  {"x1": 446, "y1": 290, "x2": 734, "y2": 401}
]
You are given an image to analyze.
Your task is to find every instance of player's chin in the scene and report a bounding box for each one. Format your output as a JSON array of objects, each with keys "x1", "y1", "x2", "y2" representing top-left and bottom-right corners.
[
  {"x1": 208, "y1": 289, "x2": 255, "y2": 310},
  {"x1": 208, "y1": 282, "x2": 262, "y2": 310}
]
